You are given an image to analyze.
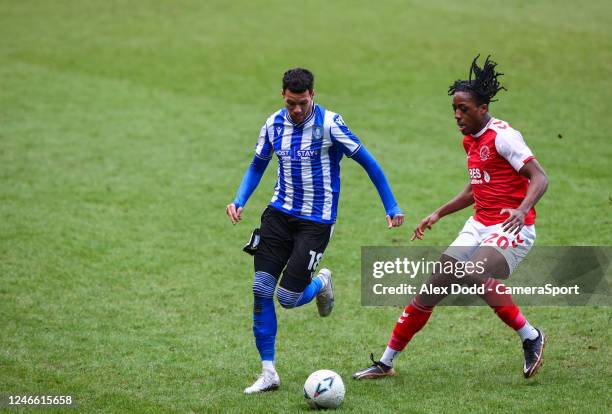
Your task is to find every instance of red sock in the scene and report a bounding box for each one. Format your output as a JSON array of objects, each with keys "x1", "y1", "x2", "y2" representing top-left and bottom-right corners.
[
  {"x1": 388, "y1": 298, "x2": 433, "y2": 352},
  {"x1": 482, "y1": 278, "x2": 527, "y2": 330}
]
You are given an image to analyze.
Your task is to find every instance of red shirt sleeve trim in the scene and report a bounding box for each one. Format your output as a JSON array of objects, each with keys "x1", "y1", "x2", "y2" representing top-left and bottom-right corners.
[{"x1": 523, "y1": 156, "x2": 535, "y2": 164}]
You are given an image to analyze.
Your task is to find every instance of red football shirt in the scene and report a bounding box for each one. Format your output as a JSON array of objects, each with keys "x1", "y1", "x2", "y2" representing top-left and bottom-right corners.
[{"x1": 463, "y1": 118, "x2": 536, "y2": 226}]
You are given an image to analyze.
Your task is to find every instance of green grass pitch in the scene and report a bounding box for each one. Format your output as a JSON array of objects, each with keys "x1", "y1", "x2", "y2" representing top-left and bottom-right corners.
[{"x1": 1, "y1": 0, "x2": 611, "y2": 412}]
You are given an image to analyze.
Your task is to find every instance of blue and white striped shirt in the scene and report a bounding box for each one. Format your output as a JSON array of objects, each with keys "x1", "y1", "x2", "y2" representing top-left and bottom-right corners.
[{"x1": 254, "y1": 104, "x2": 362, "y2": 224}]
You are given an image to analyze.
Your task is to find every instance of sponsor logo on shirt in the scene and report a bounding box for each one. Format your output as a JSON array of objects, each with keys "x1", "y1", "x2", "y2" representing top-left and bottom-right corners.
[
  {"x1": 469, "y1": 168, "x2": 491, "y2": 184},
  {"x1": 295, "y1": 149, "x2": 320, "y2": 158},
  {"x1": 469, "y1": 168, "x2": 483, "y2": 184},
  {"x1": 276, "y1": 149, "x2": 320, "y2": 160}
]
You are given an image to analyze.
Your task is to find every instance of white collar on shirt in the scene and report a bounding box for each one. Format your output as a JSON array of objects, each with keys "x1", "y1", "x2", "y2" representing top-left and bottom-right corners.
[
  {"x1": 471, "y1": 117, "x2": 494, "y2": 138},
  {"x1": 285, "y1": 102, "x2": 315, "y2": 127}
]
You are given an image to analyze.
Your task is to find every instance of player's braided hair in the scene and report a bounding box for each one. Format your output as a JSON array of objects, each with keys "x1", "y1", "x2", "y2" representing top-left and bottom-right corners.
[{"x1": 448, "y1": 55, "x2": 506, "y2": 105}]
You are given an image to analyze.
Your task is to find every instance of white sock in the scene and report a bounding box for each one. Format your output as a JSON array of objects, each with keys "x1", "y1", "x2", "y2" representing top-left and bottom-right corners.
[
  {"x1": 517, "y1": 321, "x2": 539, "y2": 341},
  {"x1": 262, "y1": 360, "x2": 276, "y2": 373},
  {"x1": 380, "y1": 346, "x2": 400, "y2": 367}
]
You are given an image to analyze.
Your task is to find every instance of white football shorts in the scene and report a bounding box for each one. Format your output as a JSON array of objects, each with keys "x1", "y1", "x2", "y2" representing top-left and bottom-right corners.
[{"x1": 444, "y1": 216, "x2": 536, "y2": 275}]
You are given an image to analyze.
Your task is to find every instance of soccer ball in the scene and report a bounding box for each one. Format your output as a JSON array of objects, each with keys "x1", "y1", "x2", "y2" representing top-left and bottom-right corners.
[{"x1": 303, "y1": 369, "x2": 345, "y2": 410}]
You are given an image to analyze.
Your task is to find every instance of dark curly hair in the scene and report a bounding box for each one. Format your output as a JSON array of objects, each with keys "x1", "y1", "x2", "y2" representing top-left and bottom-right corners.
[
  {"x1": 282, "y1": 68, "x2": 314, "y2": 93},
  {"x1": 448, "y1": 55, "x2": 506, "y2": 105}
]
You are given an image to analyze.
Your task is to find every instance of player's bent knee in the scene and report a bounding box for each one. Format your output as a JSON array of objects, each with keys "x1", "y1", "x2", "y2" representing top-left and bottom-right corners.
[
  {"x1": 278, "y1": 301, "x2": 295, "y2": 309},
  {"x1": 276, "y1": 287, "x2": 302, "y2": 308},
  {"x1": 253, "y1": 271, "x2": 277, "y2": 298}
]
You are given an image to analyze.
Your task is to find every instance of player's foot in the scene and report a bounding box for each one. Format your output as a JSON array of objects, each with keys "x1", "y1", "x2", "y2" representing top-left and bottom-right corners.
[
  {"x1": 352, "y1": 353, "x2": 396, "y2": 380},
  {"x1": 315, "y1": 268, "x2": 334, "y2": 317},
  {"x1": 523, "y1": 328, "x2": 546, "y2": 378},
  {"x1": 244, "y1": 370, "x2": 280, "y2": 394}
]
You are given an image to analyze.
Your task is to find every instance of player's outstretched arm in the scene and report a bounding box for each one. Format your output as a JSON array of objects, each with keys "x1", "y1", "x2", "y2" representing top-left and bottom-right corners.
[
  {"x1": 411, "y1": 183, "x2": 474, "y2": 240},
  {"x1": 226, "y1": 155, "x2": 270, "y2": 225},
  {"x1": 501, "y1": 159, "x2": 548, "y2": 234},
  {"x1": 350, "y1": 146, "x2": 404, "y2": 229}
]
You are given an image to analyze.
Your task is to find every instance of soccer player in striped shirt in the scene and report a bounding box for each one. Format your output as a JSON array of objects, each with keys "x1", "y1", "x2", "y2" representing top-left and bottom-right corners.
[
  {"x1": 226, "y1": 68, "x2": 405, "y2": 393},
  {"x1": 353, "y1": 56, "x2": 549, "y2": 380}
]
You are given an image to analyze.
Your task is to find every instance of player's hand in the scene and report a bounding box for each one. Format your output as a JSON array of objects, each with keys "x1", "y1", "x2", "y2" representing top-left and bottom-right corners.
[
  {"x1": 411, "y1": 212, "x2": 441, "y2": 241},
  {"x1": 226, "y1": 203, "x2": 243, "y2": 225},
  {"x1": 385, "y1": 206, "x2": 405, "y2": 229},
  {"x1": 500, "y1": 208, "x2": 526, "y2": 234},
  {"x1": 385, "y1": 213, "x2": 405, "y2": 229}
]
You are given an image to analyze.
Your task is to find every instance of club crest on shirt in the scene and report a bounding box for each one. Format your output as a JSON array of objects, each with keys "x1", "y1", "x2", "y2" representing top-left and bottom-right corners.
[
  {"x1": 312, "y1": 125, "x2": 323, "y2": 140},
  {"x1": 479, "y1": 145, "x2": 490, "y2": 161}
]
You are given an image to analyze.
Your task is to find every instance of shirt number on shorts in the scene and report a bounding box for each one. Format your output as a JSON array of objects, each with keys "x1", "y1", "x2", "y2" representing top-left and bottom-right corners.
[
  {"x1": 308, "y1": 250, "x2": 323, "y2": 271},
  {"x1": 482, "y1": 233, "x2": 524, "y2": 250}
]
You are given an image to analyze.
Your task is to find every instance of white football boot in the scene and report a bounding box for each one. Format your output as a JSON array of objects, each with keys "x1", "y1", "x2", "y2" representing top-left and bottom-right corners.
[
  {"x1": 315, "y1": 268, "x2": 334, "y2": 317},
  {"x1": 244, "y1": 370, "x2": 280, "y2": 394}
]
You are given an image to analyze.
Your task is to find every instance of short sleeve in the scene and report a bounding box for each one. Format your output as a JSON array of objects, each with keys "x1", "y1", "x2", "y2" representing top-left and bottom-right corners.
[
  {"x1": 495, "y1": 130, "x2": 535, "y2": 171},
  {"x1": 254, "y1": 124, "x2": 273, "y2": 160},
  {"x1": 330, "y1": 114, "x2": 362, "y2": 157}
]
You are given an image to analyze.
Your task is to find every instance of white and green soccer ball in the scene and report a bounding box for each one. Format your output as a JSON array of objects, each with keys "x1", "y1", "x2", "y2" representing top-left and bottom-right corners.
[{"x1": 303, "y1": 369, "x2": 345, "y2": 410}]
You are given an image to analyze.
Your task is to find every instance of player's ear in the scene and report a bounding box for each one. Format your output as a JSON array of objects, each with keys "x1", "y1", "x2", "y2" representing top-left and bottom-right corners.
[{"x1": 310, "y1": 89, "x2": 315, "y2": 99}]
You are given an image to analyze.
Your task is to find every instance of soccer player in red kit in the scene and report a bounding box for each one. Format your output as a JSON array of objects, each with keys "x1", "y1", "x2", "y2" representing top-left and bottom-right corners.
[{"x1": 353, "y1": 56, "x2": 549, "y2": 380}]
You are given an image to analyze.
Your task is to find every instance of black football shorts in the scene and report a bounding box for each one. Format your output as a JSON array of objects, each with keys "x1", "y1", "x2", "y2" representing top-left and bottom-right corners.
[{"x1": 254, "y1": 206, "x2": 334, "y2": 292}]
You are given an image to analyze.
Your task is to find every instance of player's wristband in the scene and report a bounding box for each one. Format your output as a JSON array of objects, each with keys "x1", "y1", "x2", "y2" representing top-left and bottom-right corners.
[{"x1": 386, "y1": 205, "x2": 403, "y2": 218}]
